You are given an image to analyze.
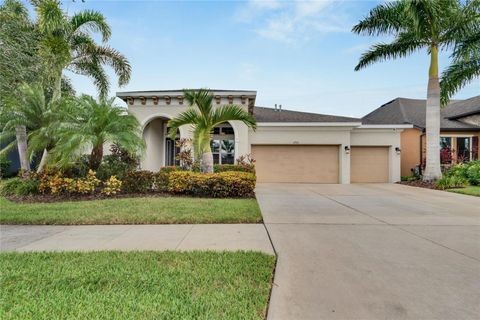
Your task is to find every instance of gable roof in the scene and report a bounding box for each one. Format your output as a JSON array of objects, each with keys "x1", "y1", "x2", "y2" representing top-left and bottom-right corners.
[
  {"x1": 442, "y1": 95, "x2": 480, "y2": 119},
  {"x1": 253, "y1": 106, "x2": 361, "y2": 123},
  {"x1": 362, "y1": 97, "x2": 480, "y2": 131}
]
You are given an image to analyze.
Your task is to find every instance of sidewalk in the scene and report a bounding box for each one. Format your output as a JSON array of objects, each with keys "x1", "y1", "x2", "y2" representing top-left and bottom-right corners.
[{"x1": 0, "y1": 224, "x2": 274, "y2": 254}]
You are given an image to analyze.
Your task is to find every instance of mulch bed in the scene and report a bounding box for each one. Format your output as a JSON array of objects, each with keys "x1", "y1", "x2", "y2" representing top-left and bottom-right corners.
[
  {"x1": 6, "y1": 192, "x2": 172, "y2": 204},
  {"x1": 397, "y1": 180, "x2": 439, "y2": 190}
]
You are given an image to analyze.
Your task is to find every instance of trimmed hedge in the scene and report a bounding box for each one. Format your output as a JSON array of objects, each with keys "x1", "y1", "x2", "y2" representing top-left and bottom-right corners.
[
  {"x1": 213, "y1": 164, "x2": 255, "y2": 173},
  {"x1": 168, "y1": 171, "x2": 256, "y2": 198},
  {"x1": 1, "y1": 166, "x2": 257, "y2": 198}
]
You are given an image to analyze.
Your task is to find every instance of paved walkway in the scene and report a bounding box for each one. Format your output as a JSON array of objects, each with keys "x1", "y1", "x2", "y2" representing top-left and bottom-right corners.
[
  {"x1": 258, "y1": 183, "x2": 480, "y2": 320},
  {"x1": 0, "y1": 224, "x2": 274, "y2": 254}
]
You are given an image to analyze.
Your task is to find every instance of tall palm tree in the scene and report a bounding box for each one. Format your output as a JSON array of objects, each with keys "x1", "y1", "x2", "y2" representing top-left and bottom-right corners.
[
  {"x1": 0, "y1": 84, "x2": 69, "y2": 172},
  {"x1": 352, "y1": 0, "x2": 478, "y2": 181},
  {"x1": 33, "y1": 0, "x2": 131, "y2": 100},
  {"x1": 52, "y1": 95, "x2": 144, "y2": 170},
  {"x1": 168, "y1": 89, "x2": 257, "y2": 173},
  {"x1": 441, "y1": 31, "x2": 480, "y2": 105}
]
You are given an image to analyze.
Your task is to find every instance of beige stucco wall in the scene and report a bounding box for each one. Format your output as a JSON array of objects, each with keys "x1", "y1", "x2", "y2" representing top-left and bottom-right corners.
[{"x1": 350, "y1": 128, "x2": 402, "y2": 183}]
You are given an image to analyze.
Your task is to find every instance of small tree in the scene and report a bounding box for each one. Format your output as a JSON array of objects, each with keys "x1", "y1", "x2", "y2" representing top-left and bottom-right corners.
[
  {"x1": 52, "y1": 95, "x2": 145, "y2": 170},
  {"x1": 167, "y1": 89, "x2": 257, "y2": 173}
]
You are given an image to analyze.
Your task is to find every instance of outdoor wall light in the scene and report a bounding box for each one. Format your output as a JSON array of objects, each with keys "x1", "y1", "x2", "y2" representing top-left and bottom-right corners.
[
  {"x1": 344, "y1": 146, "x2": 351, "y2": 154},
  {"x1": 395, "y1": 147, "x2": 401, "y2": 154}
]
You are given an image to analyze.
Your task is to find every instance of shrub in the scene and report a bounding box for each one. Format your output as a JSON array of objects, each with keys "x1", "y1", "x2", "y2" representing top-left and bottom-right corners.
[
  {"x1": 168, "y1": 171, "x2": 256, "y2": 198},
  {"x1": 465, "y1": 161, "x2": 480, "y2": 185},
  {"x1": 157, "y1": 166, "x2": 178, "y2": 192},
  {"x1": 97, "y1": 145, "x2": 139, "y2": 181},
  {"x1": 0, "y1": 177, "x2": 39, "y2": 196},
  {"x1": 122, "y1": 170, "x2": 156, "y2": 193},
  {"x1": 401, "y1": 175, "x2": 420, "y2": 182},
  {"x1": 213, "y1": 164, "x2": 255, "y2": 174},
  {"x1": 436, "y1": 175, "x2": 468, "y2": 190},
  {"x1": 37, "y1": 169, "x2": 100, "y2": 195},
  {"x1": 0, "y1": 157, "x2": 12, "y2": 178},
  {"x1": 101, "y1": 176, "x2": 122, "y2": 195}
]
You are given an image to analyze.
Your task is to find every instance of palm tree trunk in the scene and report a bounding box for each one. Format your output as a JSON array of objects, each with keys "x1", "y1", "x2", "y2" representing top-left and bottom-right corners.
[
  {"x1": 15, "y1": 125, "x2": 30, "y2": 171},
  {"x1": 52, "y1": 71, "x2": 62, "y2": 102},
  {"x1": 37, "y1": 149, "x2": 48, "y2": 173},
  {"x1": 89, "y1": 144, "x2": 104, "y2": 171},
  {"x1": 201, "y1": 152, "x2": 214, "y2": 173},
  {"x1": 423, "y1": 45, "x2": 442, "y2": 181}
]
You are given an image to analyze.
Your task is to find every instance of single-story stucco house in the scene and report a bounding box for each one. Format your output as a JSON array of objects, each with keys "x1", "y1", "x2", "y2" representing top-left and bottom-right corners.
[
  {"x1": 363, "y1": 96, "x2": 480, "y2": 176},
  {"x1": 116, "y1": 89, "x2": 412, "y2": 184}
]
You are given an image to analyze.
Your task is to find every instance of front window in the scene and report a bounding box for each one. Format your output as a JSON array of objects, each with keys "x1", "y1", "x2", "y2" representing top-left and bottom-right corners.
[
  {"x1": 440, "y1": 137, "x2": 452, "y2": 164},
  {"x1": 456, "y1": 137, "x2": 471, "y2": 162},
  {"x1": 211, "y1": 123, "x2": 235, "y2": 164}
]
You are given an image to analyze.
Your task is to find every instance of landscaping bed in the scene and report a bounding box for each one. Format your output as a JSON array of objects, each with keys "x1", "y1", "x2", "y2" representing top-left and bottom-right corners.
[
  {"x1": 398, "y1": 180, "x2": 438, "y2": 190},
  {"x1": 0, "y1": 196, "x2": 262, "y2": 225},
  {"x1": 0, "y1": 251, "x2": 276, "y2": 320},
  {"x1": 398, "y1": 161, "x2": 480, "y2": 197}
]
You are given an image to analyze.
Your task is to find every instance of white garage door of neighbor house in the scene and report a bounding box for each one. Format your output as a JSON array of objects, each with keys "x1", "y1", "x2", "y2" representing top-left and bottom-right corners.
[
  {"x1": 350, "y1": 146, "x2": 389, "y2": 183},
  {"x1": 251, "y1": 145, "x2": 339, "y2": 183}
]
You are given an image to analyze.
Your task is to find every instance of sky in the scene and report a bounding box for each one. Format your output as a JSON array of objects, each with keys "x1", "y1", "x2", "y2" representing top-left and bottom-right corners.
[{"x1": 39, "y1": 0, "x2": 480, "y2": 117}]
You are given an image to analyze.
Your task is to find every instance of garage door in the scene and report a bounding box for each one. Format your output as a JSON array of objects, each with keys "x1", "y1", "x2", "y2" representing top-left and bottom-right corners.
[
  {"x1": 350, "y1": 146, "x2": 389, "y2": 183},
  {"x1": 251, "y1": 145, "x2": 339, "y2": 183}
]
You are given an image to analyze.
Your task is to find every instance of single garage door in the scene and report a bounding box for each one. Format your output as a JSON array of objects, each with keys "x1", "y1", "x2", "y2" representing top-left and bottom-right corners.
[
  {"x1": 350, "y1": 146, "x2": 389, "y2": 183},
  {"x1": 251, "y1": 145, "x2": 339, "y2": 183}
]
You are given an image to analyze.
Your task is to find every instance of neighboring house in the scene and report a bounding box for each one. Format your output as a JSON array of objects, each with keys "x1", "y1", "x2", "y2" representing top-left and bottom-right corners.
[
  {"x1": 363, "y1": 96, "x2": 480, "y2": 177},
  {"x1": 117, "y1": 89, "x2": 411, "y2": 184}
]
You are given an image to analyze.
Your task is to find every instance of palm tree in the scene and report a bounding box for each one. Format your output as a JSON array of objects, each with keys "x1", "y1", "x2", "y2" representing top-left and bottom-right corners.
[
  {"x1": 352, "y1": 0, "x2": 478, "y2": 181},
  {"x1": 441, "y1": 31, "x2": 480, "y2": 105},
  {"x1": 33, "y1": 0, "x2": 131, "y2": 100},
  {"x1": 0, "y1": 84, "x2": 69, "y2": 172},
  {"x1": 0, "y1": 0, "x2": 41, "y2": 171},
  {"x1": 167, "y1": 89, "x2": 257, "y2": 173},
  {"x1": 52, "y1": 95, "x2": 144, "y2": 170}
]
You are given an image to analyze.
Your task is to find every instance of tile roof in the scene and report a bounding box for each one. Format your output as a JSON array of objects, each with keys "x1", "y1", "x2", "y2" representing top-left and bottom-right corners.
[
  {"x1": 362, "y1": 97, "x2": 480, "y2": 130},
  {"x1": 253, "y1": 106, "x2": 361, "y2": 123}
]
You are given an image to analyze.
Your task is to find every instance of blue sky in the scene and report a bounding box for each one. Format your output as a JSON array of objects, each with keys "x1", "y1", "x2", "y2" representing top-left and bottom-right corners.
[{"x1": 57, "y1": 0, "x2": 479, "y2": 117}]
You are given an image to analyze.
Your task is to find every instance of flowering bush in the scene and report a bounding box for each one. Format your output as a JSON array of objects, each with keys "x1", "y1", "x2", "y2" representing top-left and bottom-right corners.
[
  {"x1": 37, "y1": 170, "x2": 100, "y2": 194},
  {"x1": 101, "y1": 176, "x2": 122, "y2": 195},
  {"x1": 168, "y1": 171, "x2": 256, "y2": 198}
]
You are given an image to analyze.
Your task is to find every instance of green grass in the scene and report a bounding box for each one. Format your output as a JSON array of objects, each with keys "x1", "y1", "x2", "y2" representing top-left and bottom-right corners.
[
  {"x1": 0, "y1": 251, "x2": 275, "y2": 320},
  {"x1": 0, "y1": 196, "x2": 262, "y2": 225},
  {"x1": 447, "y1": 185, "x2": 480, "y2": 197}
]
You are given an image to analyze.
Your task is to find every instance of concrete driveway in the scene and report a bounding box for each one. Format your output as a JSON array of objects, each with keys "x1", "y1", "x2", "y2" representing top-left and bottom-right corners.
[{"x1": 257, "y1": 183, "x2": 480, "y2": 320}]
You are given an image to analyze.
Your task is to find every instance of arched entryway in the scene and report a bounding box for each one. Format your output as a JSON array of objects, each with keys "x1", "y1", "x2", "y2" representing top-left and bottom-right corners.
[{"x1": 141, "y1": 116, "x2": 181, "y2": 171}]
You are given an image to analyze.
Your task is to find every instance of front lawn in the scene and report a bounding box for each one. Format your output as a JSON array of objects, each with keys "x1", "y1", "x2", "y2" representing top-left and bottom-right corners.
[
  {"x1": 447, "y1": 186, "x2": 480, "y2": 197},
  {"x1": 0, "y1": 251, "x2": 275, "y2": 320},
  {"x1": 0, "y1": 196, "x2": 262, "y2": 225}
]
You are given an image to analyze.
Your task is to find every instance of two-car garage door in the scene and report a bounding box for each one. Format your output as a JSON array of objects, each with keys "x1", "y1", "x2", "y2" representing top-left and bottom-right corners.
[{"x1": 252, "y1": 145, "x2": 389, "y2": 183}]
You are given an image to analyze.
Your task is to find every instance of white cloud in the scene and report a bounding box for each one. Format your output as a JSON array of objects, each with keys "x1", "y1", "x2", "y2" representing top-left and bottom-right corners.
[{"x1": 237, "y1": 0, "x2": 351, "y2": 44}]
